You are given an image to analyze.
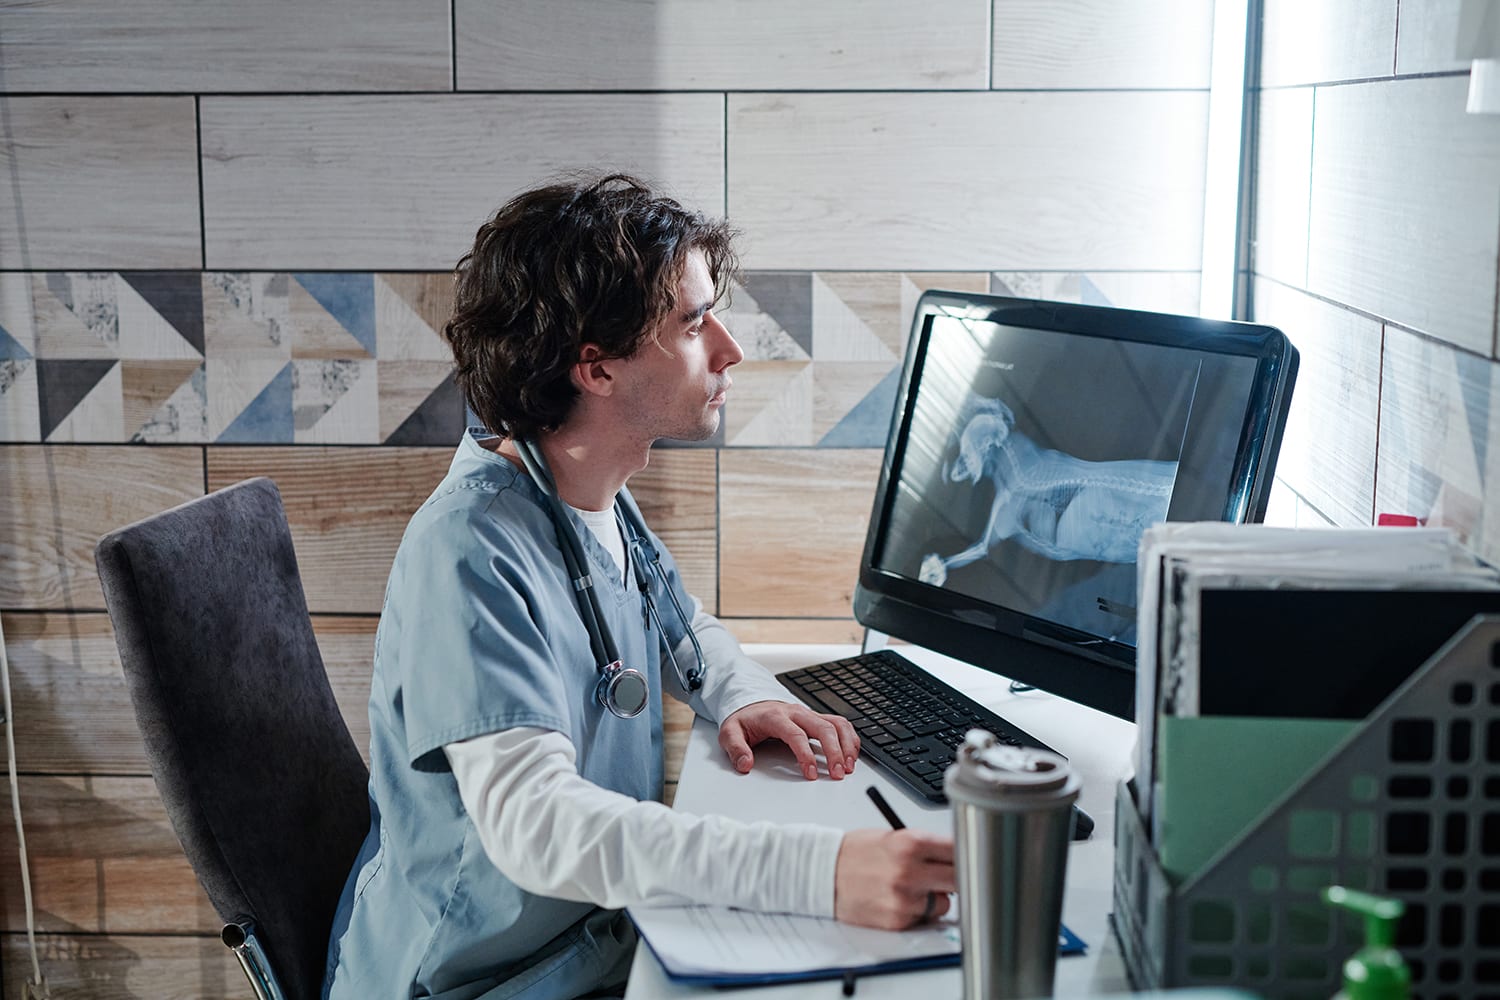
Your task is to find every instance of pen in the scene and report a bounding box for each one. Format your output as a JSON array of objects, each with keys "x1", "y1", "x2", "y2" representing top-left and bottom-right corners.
[{"x1": 865, "y1": 785, "x2": 906, "y2": 830}]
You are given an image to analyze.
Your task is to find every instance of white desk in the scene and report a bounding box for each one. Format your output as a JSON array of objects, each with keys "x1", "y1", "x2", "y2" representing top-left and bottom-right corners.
[{"x1": 624, "y1": 643, "x2": 1138, "y2": 999}]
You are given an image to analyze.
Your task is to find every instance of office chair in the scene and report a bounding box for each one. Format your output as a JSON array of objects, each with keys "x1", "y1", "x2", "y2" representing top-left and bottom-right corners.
[{"x1": 95, "y1": 477, "x2": 370, "y2": 1000}]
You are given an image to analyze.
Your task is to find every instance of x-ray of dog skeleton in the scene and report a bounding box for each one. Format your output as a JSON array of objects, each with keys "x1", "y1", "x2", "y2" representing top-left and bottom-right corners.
[{"x1": 918, "y1": 393, "x2": 1178, "y2": 586}]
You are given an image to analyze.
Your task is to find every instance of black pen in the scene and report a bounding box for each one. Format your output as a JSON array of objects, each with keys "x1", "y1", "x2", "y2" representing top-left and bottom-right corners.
[{"x1": 865, "y1": 786, "x2": 906, "y2": 830}]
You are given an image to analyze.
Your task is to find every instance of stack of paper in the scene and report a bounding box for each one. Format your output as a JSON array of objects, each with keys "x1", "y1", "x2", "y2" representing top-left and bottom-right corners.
[{"x1": 1133, "y1": 523, "x2": 1500, "y2": 885}]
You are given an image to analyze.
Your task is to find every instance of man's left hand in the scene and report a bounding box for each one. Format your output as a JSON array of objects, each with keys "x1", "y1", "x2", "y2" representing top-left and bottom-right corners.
[{"x1": 718, "y1": 701, "x2": 860, "y2": 780}]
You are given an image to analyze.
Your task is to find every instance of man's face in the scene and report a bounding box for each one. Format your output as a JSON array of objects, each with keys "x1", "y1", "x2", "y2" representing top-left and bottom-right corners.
[{"x1": 611, "y1": 249, "x2": 743, "y2": 443}]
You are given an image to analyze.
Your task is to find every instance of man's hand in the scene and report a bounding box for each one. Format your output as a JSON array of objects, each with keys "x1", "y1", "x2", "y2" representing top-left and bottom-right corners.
[
  {"x1": 718, "y1": 700, "x2": 860, "y2": 780},
  {"x1": 834, "y1": 829, "x2": 956, "y2": 929}
]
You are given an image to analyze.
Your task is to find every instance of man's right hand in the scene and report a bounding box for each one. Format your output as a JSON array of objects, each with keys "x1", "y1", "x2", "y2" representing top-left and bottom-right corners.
[{"x1": 833, "y1": 829, "x2": 956, "y2": 929}]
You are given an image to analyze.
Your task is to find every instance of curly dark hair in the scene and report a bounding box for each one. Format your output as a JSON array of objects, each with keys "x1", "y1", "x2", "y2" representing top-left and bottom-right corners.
[{"x1": 443, "y1": 173, "x2": 740, "y2": 441}]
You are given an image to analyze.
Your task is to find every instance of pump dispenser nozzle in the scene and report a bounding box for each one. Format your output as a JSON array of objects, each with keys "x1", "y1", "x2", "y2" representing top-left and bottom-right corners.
[{"x1": 1322, "y1": 886, "x2": 1409, "y2": 1000}]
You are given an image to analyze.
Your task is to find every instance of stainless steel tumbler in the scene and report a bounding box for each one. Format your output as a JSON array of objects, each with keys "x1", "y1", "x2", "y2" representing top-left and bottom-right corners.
[{"x1": 946, "y1": 730, "x2": 1080, "y2": 1000}]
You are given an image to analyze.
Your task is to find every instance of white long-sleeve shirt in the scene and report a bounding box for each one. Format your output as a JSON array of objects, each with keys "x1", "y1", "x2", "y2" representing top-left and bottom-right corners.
[{"x1": 443, "y1": 506, "x2": 845, "y2": 918}]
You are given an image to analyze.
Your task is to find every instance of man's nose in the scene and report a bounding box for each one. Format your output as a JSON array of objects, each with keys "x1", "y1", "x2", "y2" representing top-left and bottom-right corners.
[{"x1": 705, "y1": 312, "x2": 743, "y2": 370}]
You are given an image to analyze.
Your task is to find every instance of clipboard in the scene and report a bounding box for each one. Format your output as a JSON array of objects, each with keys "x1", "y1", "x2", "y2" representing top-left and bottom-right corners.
[{"x1": 626, "y1": 904, "x2": 1085, "y2": 987}]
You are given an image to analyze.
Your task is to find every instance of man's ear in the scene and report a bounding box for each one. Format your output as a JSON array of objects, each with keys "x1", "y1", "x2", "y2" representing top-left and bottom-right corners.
[{"x1": 572, "y1": 343, "x2": 616, "y2": 397}]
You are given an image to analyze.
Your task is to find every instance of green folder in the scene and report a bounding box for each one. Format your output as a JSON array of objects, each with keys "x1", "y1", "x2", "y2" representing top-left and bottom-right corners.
[{"x1": 1154, "y1": 715, "x2": 1360, "y2": 886}]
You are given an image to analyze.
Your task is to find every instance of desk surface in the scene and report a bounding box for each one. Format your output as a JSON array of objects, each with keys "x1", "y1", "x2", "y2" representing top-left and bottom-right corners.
[{"x1": 624, "y1": 643, "x2": 1138, "y2": 999}]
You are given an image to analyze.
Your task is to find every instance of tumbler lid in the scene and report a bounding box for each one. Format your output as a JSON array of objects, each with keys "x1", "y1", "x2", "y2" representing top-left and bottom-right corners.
[{"x1": 945, "y1": 729, "x2": 1080, "y2": 805}]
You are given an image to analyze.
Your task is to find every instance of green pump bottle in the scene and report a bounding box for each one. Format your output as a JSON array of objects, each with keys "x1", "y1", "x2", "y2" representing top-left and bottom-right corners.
[{"x1": 1322, "y1": 886, "x2": 1409, "y2": 1000}]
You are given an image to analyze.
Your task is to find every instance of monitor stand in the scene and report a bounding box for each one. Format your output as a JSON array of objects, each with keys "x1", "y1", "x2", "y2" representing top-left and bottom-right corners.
[{"x1": 860, "y1": 628, "x2": 888, "y2": 656}]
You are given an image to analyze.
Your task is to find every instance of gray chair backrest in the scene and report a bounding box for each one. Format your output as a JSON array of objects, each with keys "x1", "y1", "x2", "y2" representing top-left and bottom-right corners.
[{"x1": 95, "y1": 477, "x2": 370, "y2": 1000}]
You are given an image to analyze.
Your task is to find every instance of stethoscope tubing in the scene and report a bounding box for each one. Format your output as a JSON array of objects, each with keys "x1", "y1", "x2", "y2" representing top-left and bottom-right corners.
[{"x1": 513, "y1": 438, "x2": 707, "y2": 709}]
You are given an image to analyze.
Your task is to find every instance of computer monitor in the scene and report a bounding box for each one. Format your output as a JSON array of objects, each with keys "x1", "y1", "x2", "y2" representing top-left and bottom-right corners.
[{"x1": 853, "y1": 292, "x2": 1299, "y2": 721}]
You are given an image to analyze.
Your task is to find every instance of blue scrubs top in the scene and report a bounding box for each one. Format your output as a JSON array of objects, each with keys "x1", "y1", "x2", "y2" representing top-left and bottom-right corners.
[{"x1": 324, "y1": 429, "x2": 694, "y2": 1000}]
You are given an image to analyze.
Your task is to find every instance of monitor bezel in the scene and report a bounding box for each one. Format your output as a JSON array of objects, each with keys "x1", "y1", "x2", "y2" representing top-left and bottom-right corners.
[{"x1": 853, "y1": 291, "x2": 1300, "y2": 721}]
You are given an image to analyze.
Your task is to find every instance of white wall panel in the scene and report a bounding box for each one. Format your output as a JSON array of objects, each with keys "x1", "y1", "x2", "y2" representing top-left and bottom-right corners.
[
  {"x1": 727, "y1": 92, "x2": 1208, "y2": 271},
  {"x1": 1377, "y1": 328, "x2": 1499, "y2": 565},
  {"x1": 456, "y1": 0, "x2": 988, "y2": 91},
  {"x1": 1307, "y1": 77, "x2": 1500, "y2": 355},
  {"x1": 1395, "y1": 0, "x2": 1473, "y2": 75},
  {"x1": 0, "y1": 98, "x2": 200, "y2": 270},
  {"x1": 1260, "y1": 0, "x2": 1396, "y2": 87},
  {"x1": 1251, "y1": 278, "x2": 1380, "y2": 527},
  {"x1": 991, "y1": 0, "x2": 1213, "y2": 90},
  {"x1": 0, "y1": 0, "x2": 451, "y2": 93},
  {"x1": 1252, "y1": 88, "x2": 1314, "y2": 288},
  {"x1": 201, "y1": 95, "x2": 725, "y2": 270}
]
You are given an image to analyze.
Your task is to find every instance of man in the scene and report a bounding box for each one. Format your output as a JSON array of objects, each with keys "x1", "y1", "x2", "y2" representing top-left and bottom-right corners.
[{"x1": 323, "y1": 174, "x2": 955, "y2": 1000}]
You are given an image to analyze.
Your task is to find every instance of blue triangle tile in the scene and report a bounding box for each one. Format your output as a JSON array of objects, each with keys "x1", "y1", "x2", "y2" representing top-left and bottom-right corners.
[
  {"x1": 218, "y1": 363, "x2": 293, "y2": 443},
  {"x1": 1080, "y1": 275, "x2": 1112, "y2": 306},
  {"x1": 293, "y1": 273, "x2": 376, "y2": 357},
  {"x1": 818, "y1": 366, "x2": 902, "y2": 447},
  {"x1": 0, "y1": 325, "x2": 31, "y2": 361}
]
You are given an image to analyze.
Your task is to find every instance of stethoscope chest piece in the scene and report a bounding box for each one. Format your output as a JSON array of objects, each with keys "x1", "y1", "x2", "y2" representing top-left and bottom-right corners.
[{"x1": 596, "y1": 660, "x2": 649, "y2": 719}]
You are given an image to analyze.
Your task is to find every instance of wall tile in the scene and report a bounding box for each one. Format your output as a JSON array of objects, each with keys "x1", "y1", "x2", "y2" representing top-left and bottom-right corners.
[
  {"x1": 456, "y1": 0, "x2": 988, "y2": 91},
  {"x1": 1307, "y1": 77, "x2": 1500, "y2": 355},
  {"x1": 1260, "y1": 0, "x2": 1397, "y2": 86},
  {"x1": 0, "y1": 0, "x2": 451, "y2": 92},
  {"x1": 0, "y1": 775, "x2": 215, "y2": 935},
  {"x1": 628, "y1": 450, "x2": 719, "y2": 615},
  {"x1": 0, "y1": 98, "x2": 200, "y2": 270},
  {"x1": 1376, "y1": 328, "x2": 1499, "y2": 564},
  {"x1": 989, "y1": 271, "x2": 1202, "y2": 315},
  {"x1": 1252, "y1": 87, "x2": 1314, "y2": 289},
  {"x1": 1, "y1": 935, "x2": 238, "y2": 996},
  {"x1": 0, "y1": 446, "x2": 202, "y2": 610},
  {"x1": 201, "y1": 96, "x2": 726, "y2": 271},
  {"x1": 206, "y1": 447, "x2": 454, "y2": 614},
  {"x1": 719, "y1": 449, "x2": 881, "y2": 617},
  {"x1": 727, "y1": 92, "x2": 1208, "y2": 270},
  {"x1": 992, "y1": 0, "x2": 1213, "y2": 90},
  {"x1": 1395, "y1": 0, "x2": 1473, "y2": 75},
  {"x1": 1251, "y1": 278, "x2": 1380, "y2": 526}
]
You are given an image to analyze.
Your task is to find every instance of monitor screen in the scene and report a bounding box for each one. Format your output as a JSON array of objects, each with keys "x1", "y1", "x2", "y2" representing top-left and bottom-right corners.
[{"x1": 854, "y1": 292, "x2": 1298, "y2": 720}]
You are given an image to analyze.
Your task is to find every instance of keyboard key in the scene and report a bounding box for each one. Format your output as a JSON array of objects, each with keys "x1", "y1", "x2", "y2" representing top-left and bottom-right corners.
[{"x1": 908, "y1": 762, "x2": 939, "y2": 777}]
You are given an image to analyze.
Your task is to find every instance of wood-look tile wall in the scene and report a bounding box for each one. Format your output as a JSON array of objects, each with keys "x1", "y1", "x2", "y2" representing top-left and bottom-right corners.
[
  {"x1": 1250, "y1": 3, "x2": 1500, "y2": 566},
  {"x1": 0, "y1": 1, "x2": 1213, "y2": 994}
]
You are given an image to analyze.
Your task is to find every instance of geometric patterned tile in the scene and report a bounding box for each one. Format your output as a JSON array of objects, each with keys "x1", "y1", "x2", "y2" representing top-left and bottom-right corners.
[
  {"x1": 118, "y1": 272, "x2": 205, "y2": 357},
  {"x1": 123, "y1": 360, "x2": 206, "y2": 443},
  {"x1": 0, "y1": 273, "x2": 37, "y2": 359},
  {"x1": 213, "y1": 359, "x2": 292, "y2": 443},
  {"x1": 724, "y1": 361, "x2": 814, "y2": 446},
  {"x1": 293, "y1": 358, "x2": 378, "y2": 444},
  {"x1": 0, "y1": 359, "x2": 41, "y2": 442},
  {"x1": 292, "y1": 273, "x2": 376, "y2": 357},
  {"x1": 376, "y1": 274, "x2": 453, "y2": 361},
  {"x1": 32, "y1": 273, "x2": 119, "y2": 359},
  {"x1": 378, "y1": 362, "x2": 459, "y2": 443},
  {"x1": 37, "y1": 358, "x2": 118, "y2": 440},
  {"x1": 42, "y1": 360, "x2": 123, "y2": 442},
  {"x1": 203, "y1": 272, "x2": 291, "y2": 360}
]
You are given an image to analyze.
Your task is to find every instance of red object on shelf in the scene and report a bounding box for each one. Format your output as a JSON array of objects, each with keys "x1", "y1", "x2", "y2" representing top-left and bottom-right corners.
[{"x1": 1376, "y1": 513, "x2": 1423, "y2": 527}]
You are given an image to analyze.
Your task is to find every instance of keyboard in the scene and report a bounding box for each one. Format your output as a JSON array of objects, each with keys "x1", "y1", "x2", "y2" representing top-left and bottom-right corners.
[{"x1": 779, "y1": 649, "x2": 1094, "y2": 839}]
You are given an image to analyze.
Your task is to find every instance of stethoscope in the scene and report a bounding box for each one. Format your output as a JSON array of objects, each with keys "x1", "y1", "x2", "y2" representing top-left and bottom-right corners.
[{"x1": 513, "y1": 438, "x2": 707, "y2": 719}]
